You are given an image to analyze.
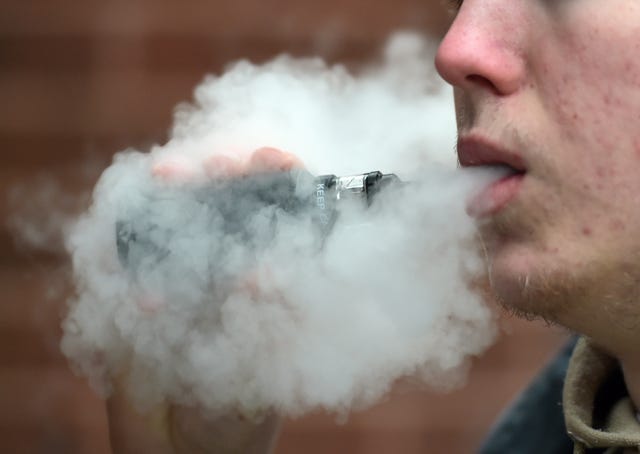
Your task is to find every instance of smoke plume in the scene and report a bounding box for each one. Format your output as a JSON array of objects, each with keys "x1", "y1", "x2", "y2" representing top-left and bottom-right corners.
[{"x1": 61, "y1": 32, "x2": 498, "y2": 417}]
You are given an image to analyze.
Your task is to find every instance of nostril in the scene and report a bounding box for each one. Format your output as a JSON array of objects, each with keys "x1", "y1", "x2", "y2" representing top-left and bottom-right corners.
[{"x1": 466, "y1": 74, "x2": 501, "y2": 95}]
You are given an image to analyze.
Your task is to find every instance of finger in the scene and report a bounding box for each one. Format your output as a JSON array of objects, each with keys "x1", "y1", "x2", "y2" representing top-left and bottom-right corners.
[
  {"x1": 169, "y1": 405, "x2": 281, "y2": 453},
  {"x1": 238, "y1": 266, "x2": 289, "y2": 309},
  {"x1": 152, "y1": 156, "x2": 200, "y2": 183},
  {"x1": 132, "y1": 287, "x2": 166, "y2": 315},
  {"x1": 246, "y1": 147, "x2": 304, "y2": 174},
  {"x1": 202, "y1": 154, "x2": 243, "y2": 179},
  {"x1": 136, "y1": 295, "x2": 165, "y2": 314}
]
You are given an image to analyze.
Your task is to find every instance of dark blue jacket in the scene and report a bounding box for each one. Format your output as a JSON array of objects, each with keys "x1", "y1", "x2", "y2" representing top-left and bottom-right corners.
[{"x1": 479, "y1": 338, "x2": 578, "y2": 454}]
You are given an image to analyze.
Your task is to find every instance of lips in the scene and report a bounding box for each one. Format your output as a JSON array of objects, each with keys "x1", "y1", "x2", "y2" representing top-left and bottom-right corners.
[{"x1": 457, "y1": 136, "x2": 527, "y2": 218}]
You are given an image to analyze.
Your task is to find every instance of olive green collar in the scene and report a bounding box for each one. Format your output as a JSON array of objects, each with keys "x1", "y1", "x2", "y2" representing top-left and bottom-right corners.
[{"x1": 564, "y1": 337, "x2": 640, "y2": 453}]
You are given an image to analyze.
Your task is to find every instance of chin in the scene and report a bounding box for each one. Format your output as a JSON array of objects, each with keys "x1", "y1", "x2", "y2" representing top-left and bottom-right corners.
[{"x1": 485, "y1": 245, "x2": 572, "y2": 324}]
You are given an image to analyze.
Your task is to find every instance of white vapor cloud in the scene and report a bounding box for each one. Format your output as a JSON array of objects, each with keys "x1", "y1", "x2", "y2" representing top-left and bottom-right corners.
[{"x1": 61, "y1": 31, "x2": 498, "y2": 418}]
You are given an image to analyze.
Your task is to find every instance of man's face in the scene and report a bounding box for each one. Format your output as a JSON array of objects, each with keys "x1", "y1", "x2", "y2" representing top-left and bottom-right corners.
[{"x1": 435, "y1": 0, "x2": 640, "y2": 337}]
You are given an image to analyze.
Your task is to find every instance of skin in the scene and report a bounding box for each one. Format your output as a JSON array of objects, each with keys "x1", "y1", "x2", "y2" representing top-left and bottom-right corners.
[
  {"x1": 435, "y1": 0, "x2": 640, "y2": 405},
  {"x1": 107, "y1": 391, "x2": 280, "y2": 454}
]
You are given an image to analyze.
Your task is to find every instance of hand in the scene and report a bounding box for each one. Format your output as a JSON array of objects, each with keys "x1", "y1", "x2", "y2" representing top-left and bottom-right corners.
[
  {"x1": 107, "y1": 147, "x2": 302, "y2": 453},
  {"x1": 151, "y1": 146, "x2": 304, "y2": 181},
  {"x1": 107, "y1": 393, "x2": 281, "y2": 454}
]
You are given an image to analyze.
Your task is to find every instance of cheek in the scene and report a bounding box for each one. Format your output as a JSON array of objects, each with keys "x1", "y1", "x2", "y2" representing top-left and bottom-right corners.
[
  {"x1": 538, "y1": 30, "x2": 640, "y2": 154},
  {"x1": 542, "y1": 60, "x2": 640, "y2": 215},
  {"x1": 634, "y1": 138, "x2": 640, "y2": 160}
]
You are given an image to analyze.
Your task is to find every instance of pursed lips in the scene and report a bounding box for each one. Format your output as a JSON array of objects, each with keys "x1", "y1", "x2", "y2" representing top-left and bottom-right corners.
[{"x1": 457, "y1": 135, "x2": 527, "y2": 218}]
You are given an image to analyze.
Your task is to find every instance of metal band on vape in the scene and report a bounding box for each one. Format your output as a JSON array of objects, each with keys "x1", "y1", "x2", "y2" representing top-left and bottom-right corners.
[
  {"x1": 316, "y1": 171, "x2": 400, "y2": 205},
  {"x1": 312, "y1": 171, "x2": 400, "y2": 233}
]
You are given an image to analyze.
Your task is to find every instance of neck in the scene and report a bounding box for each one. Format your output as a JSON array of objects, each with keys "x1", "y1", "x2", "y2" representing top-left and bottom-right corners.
[
  {"x1": 567, "y1": 316, "x2": 640, "y2": 410},
  {"x1": 619, "y1": 355, "x2": 640, "y2": 411},
  {"x1": 584, "y1": 330, "x2": 640, "y2": 411},
  {"x1": 563, "y1": 291, "x2": 640, "y2": 410}
]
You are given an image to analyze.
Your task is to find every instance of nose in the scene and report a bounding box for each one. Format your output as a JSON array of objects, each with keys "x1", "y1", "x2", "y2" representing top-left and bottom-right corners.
[{"x1": 435, "y1": 3, "x2": 527, "y2": 96}]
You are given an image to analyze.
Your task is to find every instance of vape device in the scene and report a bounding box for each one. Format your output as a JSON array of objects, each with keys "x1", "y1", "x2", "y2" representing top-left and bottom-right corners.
[{"x1": 116, "y1": 170, "x2": 401, "y2": 271}]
